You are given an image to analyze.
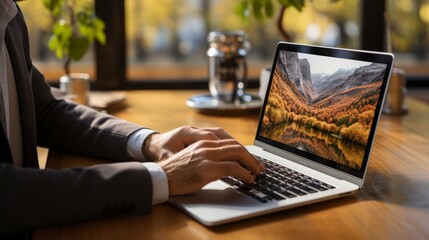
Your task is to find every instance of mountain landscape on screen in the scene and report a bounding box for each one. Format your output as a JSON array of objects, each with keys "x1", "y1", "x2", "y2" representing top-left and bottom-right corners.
[{"x1": 260, "y1": 51, "x2": 387, "y2": 169}]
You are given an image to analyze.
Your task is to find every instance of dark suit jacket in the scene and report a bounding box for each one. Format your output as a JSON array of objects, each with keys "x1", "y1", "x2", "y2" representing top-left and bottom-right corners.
[{"x1": 0, "y1": 2, "x2": 153, "y2": 235}]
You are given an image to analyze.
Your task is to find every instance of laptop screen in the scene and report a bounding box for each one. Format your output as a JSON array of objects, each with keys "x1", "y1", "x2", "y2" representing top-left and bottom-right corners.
[{"x1": 256, "y1": 42, "x2": 393, "y2": 178}]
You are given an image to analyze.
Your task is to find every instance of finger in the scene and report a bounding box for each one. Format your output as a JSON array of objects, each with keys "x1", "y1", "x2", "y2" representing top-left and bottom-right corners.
[
  {"x1": 200, "y1": 161, "x2": 255, "y2": 184},
  {"x1": 193, "y1": 140, "x2": 264, "y2": 175},
  {"x1": 198, "y1": 130, "x2": 265, "y2": 168},
  {"x1": 216, "y1": 161, "x2": 255, "y2": 184},
  {"x1": 180, "y1": 126, "x2": 222, "y2": 146},
  {"x1": 190, "y1": 138, "x2": 265, "y2": 172},
  {"x1": 201, "y1": 127, "x2": 234, "y2": 140}
]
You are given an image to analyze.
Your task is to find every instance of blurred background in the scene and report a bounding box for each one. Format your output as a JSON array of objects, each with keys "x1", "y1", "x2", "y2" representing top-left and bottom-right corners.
[{"x1": 19, "y1": 0, "x2": 429, "y2": 89}]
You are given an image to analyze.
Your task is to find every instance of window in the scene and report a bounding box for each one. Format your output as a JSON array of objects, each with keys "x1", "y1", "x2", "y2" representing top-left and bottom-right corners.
[
  {"x1": 125, "y1": 0, "x2": 361, "y2": 82},
  {"x1": 387, "y1": 0, "x2": 429, "y2": 79},
  {"x1": 19, "y1": 0, "x2": 429, "y2": 87}
]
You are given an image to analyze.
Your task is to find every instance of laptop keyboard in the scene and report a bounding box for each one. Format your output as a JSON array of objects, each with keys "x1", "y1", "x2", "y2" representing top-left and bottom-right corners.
[{"x1": 220, "y1": 156, "x2": 336, "y2": 203}]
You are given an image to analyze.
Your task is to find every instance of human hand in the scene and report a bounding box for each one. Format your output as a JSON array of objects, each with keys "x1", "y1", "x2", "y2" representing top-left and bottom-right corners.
[
  {"x1": 157, "y1": 138, "x2": 265, "y2": 196},
  {"x1": 143, "y1": 126, "x2": 234, "y2": 162}
]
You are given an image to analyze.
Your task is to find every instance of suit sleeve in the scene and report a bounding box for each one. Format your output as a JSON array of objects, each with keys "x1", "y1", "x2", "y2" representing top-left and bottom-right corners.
[
  {"x1": 0, "y1": 162, "x2": 153, "y2": 235},
  {"x1": 33, "y1": 66, "x2": 144, "y2": 162},
  {"x1": 0, "y1": 3, "x2": 155, "y2": 236}
]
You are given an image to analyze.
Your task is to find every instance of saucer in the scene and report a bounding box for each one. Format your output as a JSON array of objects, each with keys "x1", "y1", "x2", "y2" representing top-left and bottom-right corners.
[{"x1": 186, "y1": 93, "x2": 262, "y2": 114}]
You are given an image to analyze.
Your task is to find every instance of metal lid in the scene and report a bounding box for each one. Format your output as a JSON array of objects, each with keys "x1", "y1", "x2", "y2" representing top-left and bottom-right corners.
[
  {"x1": 207, "y1": 31, "x2": 247, "y2": 43},
  {"x1": 207, "y1": 31, "x2": 250, "y2": 55}
]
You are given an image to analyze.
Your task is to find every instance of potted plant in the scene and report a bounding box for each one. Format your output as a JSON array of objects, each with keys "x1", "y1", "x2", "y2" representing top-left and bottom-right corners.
[{"x1": 43, "y1": 0, "x2": 106, "y2": 104}]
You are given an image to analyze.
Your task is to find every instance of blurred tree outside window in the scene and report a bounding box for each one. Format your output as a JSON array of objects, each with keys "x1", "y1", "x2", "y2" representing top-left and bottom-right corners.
[{"x1": 20, "y1": 0, "x2": 429, "y2": 84}]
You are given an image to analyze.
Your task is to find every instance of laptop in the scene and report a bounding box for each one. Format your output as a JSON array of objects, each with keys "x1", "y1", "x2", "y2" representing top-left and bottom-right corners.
[{"x1": 170, "y1": 41, "x2": 394, "y2": 226}]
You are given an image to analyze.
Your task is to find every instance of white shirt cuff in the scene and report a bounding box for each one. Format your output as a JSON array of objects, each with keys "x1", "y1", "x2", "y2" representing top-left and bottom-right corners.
[
  {"x1": 127, "y1": 128, "x2": 157, "y2": 161},
  {"x1": 142, "y1": 162, "x2": 169, "y2": 205},
  {"x1": 127, "y1": 129, "x2": 168, "y2": 205}
]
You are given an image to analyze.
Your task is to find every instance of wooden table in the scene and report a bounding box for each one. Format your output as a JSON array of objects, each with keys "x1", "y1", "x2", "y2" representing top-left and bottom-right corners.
[{"x1": 34, "y1": 90, "x2": 429, "y2": 240}]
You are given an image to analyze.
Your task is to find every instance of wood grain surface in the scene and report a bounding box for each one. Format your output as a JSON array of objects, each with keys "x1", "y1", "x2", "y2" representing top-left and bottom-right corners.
[{"x1": 34, "y1": 90, "x2": 429, "y2": 240}]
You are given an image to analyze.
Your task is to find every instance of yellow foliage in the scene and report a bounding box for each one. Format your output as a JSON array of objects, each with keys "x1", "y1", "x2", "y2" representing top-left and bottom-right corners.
[
  {"x1": 262, "y1": 115, "x2": 270, "y2": 127},
  {"x1": 340, "y1": 122, "x2": 370, "y2": 145},
  {"x1": 358, "y1": 110, "x2": 374, "y2": 128},
  {"x1": 266, "y1": 93, "x2": 288, "y2": 125}
]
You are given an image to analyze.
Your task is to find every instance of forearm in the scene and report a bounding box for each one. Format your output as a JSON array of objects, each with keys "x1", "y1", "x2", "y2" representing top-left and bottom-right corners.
[
  {"x1": 36, "y1": 98, "x2": 141, "y2": 161},
  {"x1": 0, "y1": 162, "x2": 153, "y2": 235}
]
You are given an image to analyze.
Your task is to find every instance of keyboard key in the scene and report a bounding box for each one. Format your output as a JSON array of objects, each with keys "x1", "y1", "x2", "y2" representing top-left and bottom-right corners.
[
  {"x1": 300, "y1": 186, "x2": 318, "y2": 194},
  {"x1": 308, "y1": 183, "x2": 329, "y2": 191},
  {"x1": 278, "y1": 190, "x2": 298, "y2": 198},
  {"x1": 259, "y1": 189, "x2": 285, "y2": 200},
  {"x1": 220, "y1": 177, "x2": 240, "y2": 186},
  {"x1": 287, "y1": 187, "x2": 307, "y2": 196}
]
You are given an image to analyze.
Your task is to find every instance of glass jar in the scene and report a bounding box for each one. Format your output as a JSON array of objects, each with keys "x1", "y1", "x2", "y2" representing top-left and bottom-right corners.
[
  {"x1": 207, "y1": 31, "x2": 250, "y2": 103},
  {"x1": 60, "y1": 73, "x2": 90, "y2": 105}
]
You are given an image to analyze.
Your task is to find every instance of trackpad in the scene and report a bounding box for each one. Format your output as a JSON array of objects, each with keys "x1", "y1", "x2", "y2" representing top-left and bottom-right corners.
[
  {"x1": 169, "y1": 181, "x2": 278, "y2": 226},
  {"x1": 169, "y1": 181, "x2": 262, "y2": 207}
]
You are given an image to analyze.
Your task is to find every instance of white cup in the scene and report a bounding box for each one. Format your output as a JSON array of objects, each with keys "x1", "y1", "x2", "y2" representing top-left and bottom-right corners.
[{"x1": 259, "y1": 67, "x2": 271, "y2": 100}]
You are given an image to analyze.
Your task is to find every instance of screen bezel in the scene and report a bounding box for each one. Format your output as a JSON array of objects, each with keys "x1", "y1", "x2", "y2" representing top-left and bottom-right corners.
[{"x1": 255, "y1": 42, "x2": 394, "y2": 179}]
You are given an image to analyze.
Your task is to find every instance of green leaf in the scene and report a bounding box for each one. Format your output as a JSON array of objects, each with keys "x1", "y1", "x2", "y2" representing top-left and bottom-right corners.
[
  {"x1": 69, "y1": 37, "x2": 90, "y2": 61},
  {"x1": 277, "y1": 0, "x2": 305, "y2": 11},
  {"x1": 49, "y1": 22, "x2": 74, "y2": 60},
  {"x1": 294, "y1": 0, "x2": 306, "y2": 11},
  {"x1": 77, "y1": 11, "x2": 90, "y2": 26},
  {"x1": 52, "y1": 21, "x2": 72, "y2": 37},
  {"x1": 264, "y1": 0, "x2": 274, "y2": 18},
  {"x1": 278, "y1": 0, "x2": 291, "y2": 6},
  {"x1": 251, "y1": 0, "x2": 264, "y2": 21},
  {"x1": 79, "y1": 25, "x2": 93, "y2": 42},
  {"x1": 94, "y1": 19, "x2": 106, "y2": 44},
  {"x1": 43, "y1": 0, "x2": 63, "y2": 17},
  {"x1": 234, "y1": 0, "x2": 250, "y2": 21},
  {"x1": 48, "y1": 36, "x2": 62, "y2": 58}
]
